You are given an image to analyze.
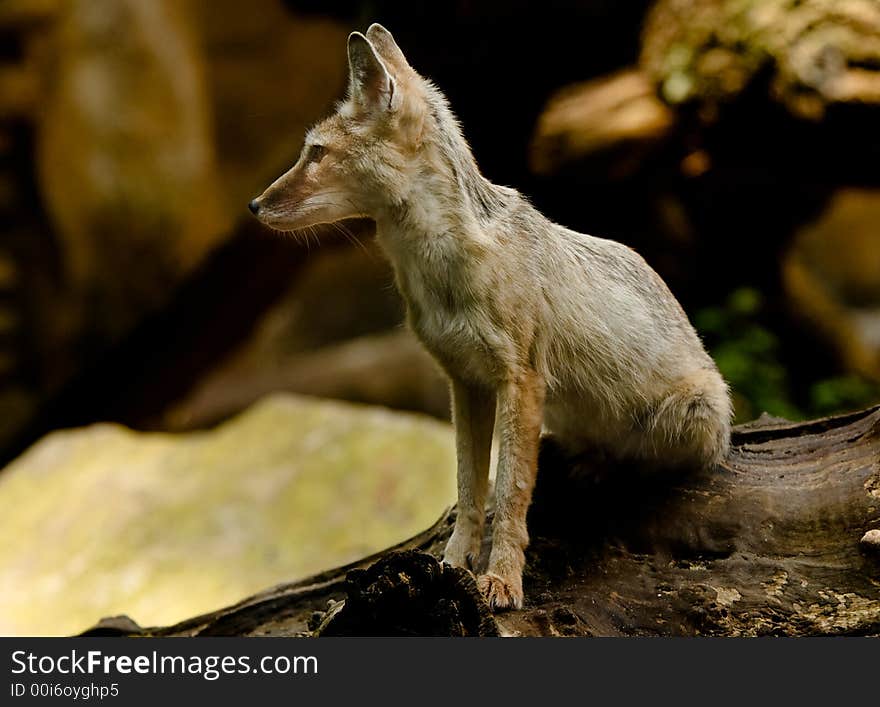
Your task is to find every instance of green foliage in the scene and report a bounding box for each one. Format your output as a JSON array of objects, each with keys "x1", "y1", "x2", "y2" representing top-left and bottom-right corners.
[
  {"x1": 695, "y1": 288, "x2": 880, "y2": 424},
  {"x1": 695, "y1": 288, "x2": 800, "y2": 423},
  {"x1": 810, "y1": 376, "x2": 880, "y2": 417}
]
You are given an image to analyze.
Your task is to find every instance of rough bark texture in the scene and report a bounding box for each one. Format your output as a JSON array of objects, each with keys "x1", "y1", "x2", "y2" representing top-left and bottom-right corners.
[{"x1": 84, "y1": 405, "x2": 880, "y2": 637}]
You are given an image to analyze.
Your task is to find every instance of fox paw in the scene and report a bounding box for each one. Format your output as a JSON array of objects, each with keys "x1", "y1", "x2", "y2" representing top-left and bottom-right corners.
[
  {"x1": 477, "y1": 572, "x2": 523, "y2": 611},
  {"x1": 442, "y1": 529, "x2": 480, "y2": 571}
]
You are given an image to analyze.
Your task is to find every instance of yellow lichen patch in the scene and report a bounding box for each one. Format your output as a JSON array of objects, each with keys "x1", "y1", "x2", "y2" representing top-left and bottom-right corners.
[{"x1": 0, "y1": 394, "x2": 456, "y2": 636}]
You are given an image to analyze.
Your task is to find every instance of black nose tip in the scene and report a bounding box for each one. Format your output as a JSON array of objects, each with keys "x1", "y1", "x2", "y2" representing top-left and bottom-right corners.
[{"x1": 248, "y1": 199, "x2": 260, "y2": 215}]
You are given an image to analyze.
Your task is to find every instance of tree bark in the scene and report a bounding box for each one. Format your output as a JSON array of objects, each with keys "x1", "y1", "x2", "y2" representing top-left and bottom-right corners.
[{"x1": 83, "y1": 404, "x2": 880, "y2": 637}]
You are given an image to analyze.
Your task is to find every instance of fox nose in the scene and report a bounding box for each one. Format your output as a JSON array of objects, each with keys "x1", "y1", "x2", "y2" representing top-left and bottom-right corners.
[{"x1": 248, "y1": 199, "x2": 260, "y2": 215}]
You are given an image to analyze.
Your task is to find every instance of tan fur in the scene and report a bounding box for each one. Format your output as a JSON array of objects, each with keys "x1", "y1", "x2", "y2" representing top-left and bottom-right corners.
[{"x1": 250, "y1": 24, "x2": 733, "y2": 611}]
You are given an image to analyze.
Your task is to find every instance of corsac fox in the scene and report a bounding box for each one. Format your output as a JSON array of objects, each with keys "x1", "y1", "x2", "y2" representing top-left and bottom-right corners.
[{"x1": 249, "y1": 24, "x2": 732, "y2": 611}]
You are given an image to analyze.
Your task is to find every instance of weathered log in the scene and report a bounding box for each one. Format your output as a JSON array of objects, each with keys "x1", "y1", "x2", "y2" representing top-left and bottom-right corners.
[
  {"x1": 641, "y1": 0, "x2": 880, "y2": 120},
  {"x1": 84, "y1": 404, "x2": 880, "y2": 637},
  {"x1": 531, "y1": 0, "x2": 880, "y2": 178}
]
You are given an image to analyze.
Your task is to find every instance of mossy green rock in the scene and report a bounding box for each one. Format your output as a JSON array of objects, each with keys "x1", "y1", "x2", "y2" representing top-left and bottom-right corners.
[{"x1": 0, "y1": 394, "x2": 455, "y2": 636}]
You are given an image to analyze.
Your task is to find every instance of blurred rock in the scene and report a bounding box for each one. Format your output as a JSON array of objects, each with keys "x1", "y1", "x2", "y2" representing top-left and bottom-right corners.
[
  {"x1": 36, "y1": 0, "x2": 225, "y2": 342},
  {"x1": 0, "y1": 393, "x2": 455, "y2": 636},
  {"x1": 0, "y1": 0, "x2": 351, "y2": 456},
  {"x1": 194, "y1": 0, "x2": 349, "y2": 208},
  {"x1": 783, "y1": 188, "x2": 880, "y2": 381}
]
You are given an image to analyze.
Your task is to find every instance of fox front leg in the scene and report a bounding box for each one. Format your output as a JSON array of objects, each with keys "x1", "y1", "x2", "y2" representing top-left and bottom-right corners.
[
  {"x1": 442, "y1": 380, "x2": 496, "y2": 571},
  {"x1": 478, "y1": 370, "x2": 544, "y2": 610}
]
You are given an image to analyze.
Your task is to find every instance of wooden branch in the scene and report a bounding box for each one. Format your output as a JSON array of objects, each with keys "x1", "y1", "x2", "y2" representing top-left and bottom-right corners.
[{"x1": 84, "y1": 405, "x2": 880, "y2": 637}]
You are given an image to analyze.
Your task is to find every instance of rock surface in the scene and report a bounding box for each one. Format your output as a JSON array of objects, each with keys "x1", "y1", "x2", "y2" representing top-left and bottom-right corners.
[{"x1": 0, "y1": 394, "x2": 455, "y2": 636}]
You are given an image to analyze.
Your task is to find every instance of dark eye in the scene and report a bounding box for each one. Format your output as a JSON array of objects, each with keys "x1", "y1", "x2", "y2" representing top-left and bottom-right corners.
[{"x1": 305, "y1": 144, "x2": 326, "y2": 163}]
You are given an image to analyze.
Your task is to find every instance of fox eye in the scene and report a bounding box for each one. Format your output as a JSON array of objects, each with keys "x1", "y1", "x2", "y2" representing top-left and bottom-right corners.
[{"x1": 305, "y1": 144, "x2": 326, "y2": 163}]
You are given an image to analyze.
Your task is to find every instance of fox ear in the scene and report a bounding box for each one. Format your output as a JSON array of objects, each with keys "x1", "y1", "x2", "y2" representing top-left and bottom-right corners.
[
  {"x1": 365, "y1": 23, "x2": 412, "y2": 76},
  {"x1": 347, "y1": 32, "x2": 399, "y2": 113}
]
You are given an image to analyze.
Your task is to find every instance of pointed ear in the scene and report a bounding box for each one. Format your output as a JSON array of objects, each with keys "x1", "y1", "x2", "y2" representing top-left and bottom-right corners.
[
  {"x1": 365, "y1": 23, "x2": 412, "y2": 77},
  {"x1": 347, "y1": 32, "x2": 399, "y2": 112}
]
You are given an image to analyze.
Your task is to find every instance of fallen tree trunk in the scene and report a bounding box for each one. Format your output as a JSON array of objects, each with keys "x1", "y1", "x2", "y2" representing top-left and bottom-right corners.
[
  {"x1": 85, "y1": 405, "x2": 880, "y2": 637},
  {"x1": 640, "y1": 0, "x2": 880, "y2": 120},
  {"x1": 531, "y1": 0, "x2": 880, "y2": 182}
]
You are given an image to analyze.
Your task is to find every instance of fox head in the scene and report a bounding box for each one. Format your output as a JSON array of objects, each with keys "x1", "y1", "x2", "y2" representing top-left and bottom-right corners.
[{"x1": 249, "y1": 23, "x2": 455, "y2": 233}]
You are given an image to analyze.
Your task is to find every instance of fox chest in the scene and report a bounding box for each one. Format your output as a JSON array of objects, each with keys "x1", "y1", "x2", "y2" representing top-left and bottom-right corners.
[{"x1": 397, "y1": 270, "x2": 503, "y2": 382}]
